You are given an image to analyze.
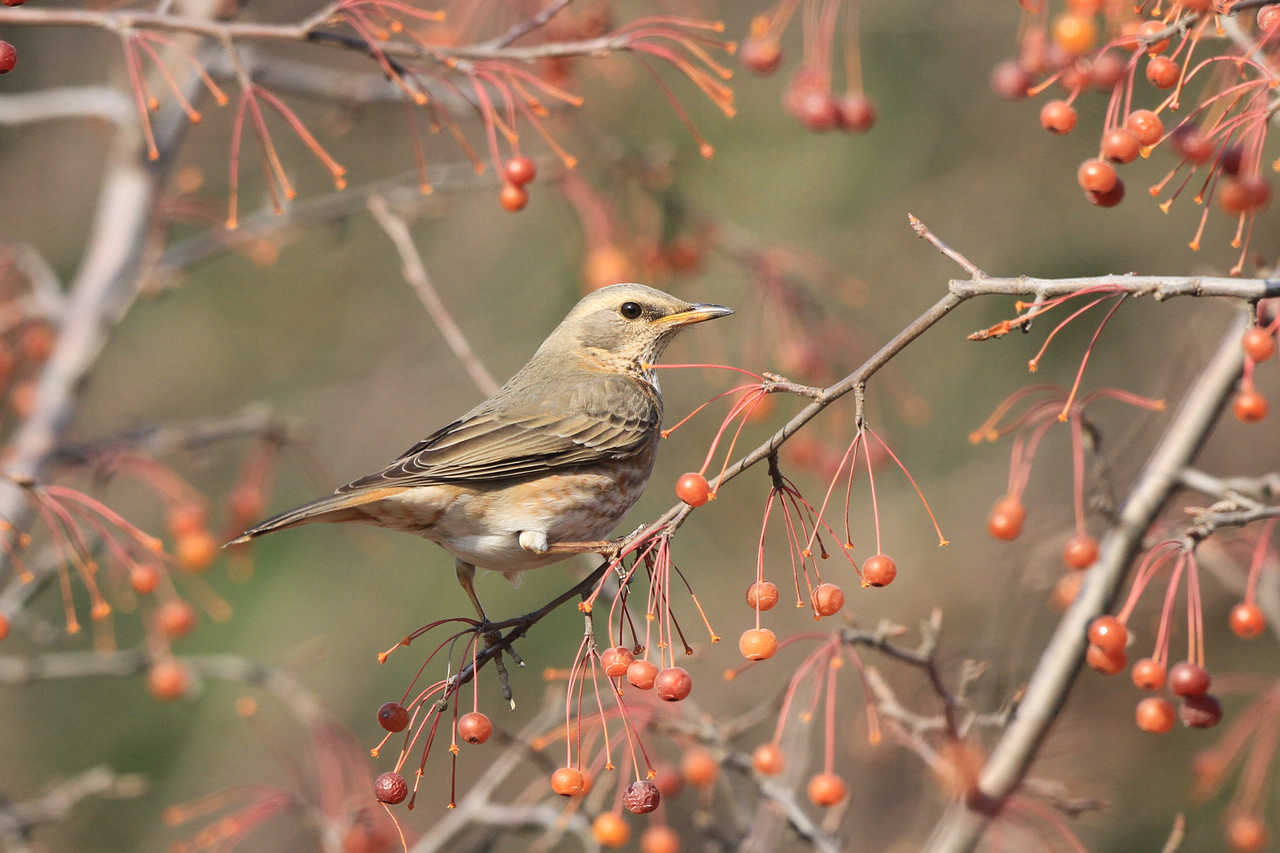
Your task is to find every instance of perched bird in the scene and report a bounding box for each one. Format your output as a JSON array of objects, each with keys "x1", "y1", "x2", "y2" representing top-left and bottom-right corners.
[{"x1": 231, "y1": 283, "x2": 732, "y2": 621}]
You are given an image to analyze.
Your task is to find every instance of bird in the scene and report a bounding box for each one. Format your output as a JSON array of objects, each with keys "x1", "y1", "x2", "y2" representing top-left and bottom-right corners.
[{"x1": 230, "y1": 283, "x2": 733, "y2": 623}]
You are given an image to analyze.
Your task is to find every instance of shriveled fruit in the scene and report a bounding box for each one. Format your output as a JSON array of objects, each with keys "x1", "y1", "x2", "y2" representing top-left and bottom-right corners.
[
  {"x1": 623, "y1": 779, "x2": 661, "y2": 814},
  {"x1": 601, "y1": 645, "x2": 635, "y2": 677},
  {"x1": 374, "y1": 772, "x2": 408, "y2": 804}
]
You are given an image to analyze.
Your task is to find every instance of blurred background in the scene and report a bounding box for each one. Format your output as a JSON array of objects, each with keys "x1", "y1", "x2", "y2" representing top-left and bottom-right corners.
[{"x1": 1, "y1": 0, "x2": 1277, "y2": 850}]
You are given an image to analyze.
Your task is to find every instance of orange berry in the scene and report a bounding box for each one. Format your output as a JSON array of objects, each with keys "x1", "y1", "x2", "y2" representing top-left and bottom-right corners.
[
  {"x1": 626, "y1": 659, "x2": 659, "y2": 690},
  {"x1": 1050, "y1": 571, "x2": 1084, "y2": 611},
  {"x1": 1062, "y1": 534, "x2": 1099, "y2": 569},
  {"x1": 374, "y1": 771, "x2": 408, "y2": 804},
  {"x1": 806, "y1": 772, "x2": 847, "y2": 806},
  {"x1": 147, "y1": 659, "x2": 190, "y2": 701},
  {"x1": 1077, "y1": 158, "x2": 1117, "y2": 193},
  {"x1": 1086, "y1": 643, "x2": 1127, "y2": 675},
  {"x1": 129, "y1": 563, "x2": 161, "y2": 595},
  {"x1": 156, "y1": 600, "x2": 197, "y2": 639},
  {"x1": 583, "y1": 244, "x2": 631, "y2": 292},
  {"x1": 1134, "y1": 696, "x2": 1175, "y2": 733},
  {"x1": 836, "y1": 93, "x2": 876, "y2": 133},
  {"x1": 752, "y1": 742, "x2": 784, "y2": 775},
  {"x1": 746, "y1": 580, "x2": 779, "y2": 611},
  {"x1": 498, "y1": 183, "x2": 528, "y2": 212},
  {"x1": 503, "y1": 156, "x2": 537, "y2": 187},
  {"x1": 1087, "y1": 615, "x2": 1127, "y2": 655},
  {"x1": 177, "y1": 529, "x2": 217, "y2": 573},
  {"x1": 652, "y1": 763, "x2": 684, "y2": 797},
  {"x1": 1101, "y1": 128, "x2": 1141, "y2": 164},
  {"x1": 1145, "y1": 55, "x2": 1178, "y2": 89},
  {"x1": 862, "y1": 554, "x2": 897, "y2": 587},
  {"x1": 738, "y1": 628, "x2": 778, "y2": 661},
  {"x1": 167, "y1": 504, "x2": 207, "y2": 537},
  {"x1": 1052, "y1": 12, "x2": 1098, "y2": 55},
  {"x1": 1227, "y1": 814, "x2": 1269, "y2": 853},
  {"x1": 551, "y1": 766, "x2": 586, "y2": 796},
  {"x1": 1124, "y1": 109, "x2": 1164, "y2": 146},
  {"x1": 810, "y1": 582, "x2": 844, "y2": 617},
  {"x1": 1137, "y1": 20, "x2": 1170, "y2": 54},
  {"x1": 654, "y1": 666, "x2": 692, "y2": 701},
  {"x1": 0, "y1": 613, "x2": 8, "y2": 641},
  {"x1": 641, "y1": 825, "x2": 681, "y2": 853},
  {"x1": 457, "y1": 711, "x2": 492, "y2": 744},
  {"x1": 9, "y1": 380, "x2": 36, "y2": 418},
  {"x1": 680, "y1": 747, "x2": 718, "y2": 788},
  {"x1": 1243, "y1": 327, "x2": 1276, "y2": 362},
  {"x1": 987, "y1": 497, "x2": 1026, "y2": 540},
  {"x1": 1229, "y1": 602, "x2": 1265, "y2": 638},
  {"x1": 592, "y1": 812, "x2": 630, "y2": 848},
  {"x1": 1234, "y1": 389, "x2": 1269, "y2": 423},
  {"x1": 1131, "y1": 657, "x2": 1167, "y2": 691},
  {"x1": 675, "y1": 472, "x2": 711, "y2": 506},
  {"x1": 1039, "y1": 100, "x2": 1077, "y2": 134},
  {"x1": 601, "y1": 645, "x2": 635, "y2": 677},
  {"x1": 228, "y1": 487, "x2": 265, "y2": 524}
]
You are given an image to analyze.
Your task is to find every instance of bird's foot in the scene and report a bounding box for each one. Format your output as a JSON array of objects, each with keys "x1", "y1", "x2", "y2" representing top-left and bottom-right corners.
[{"x1": 476, "y1": 620, "x2": 523, "y2": 710}]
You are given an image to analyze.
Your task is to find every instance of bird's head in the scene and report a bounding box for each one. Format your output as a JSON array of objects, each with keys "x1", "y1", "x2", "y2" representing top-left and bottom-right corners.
[{"x1": 538, "y1": 283, "x2": 733, "y2": 373}]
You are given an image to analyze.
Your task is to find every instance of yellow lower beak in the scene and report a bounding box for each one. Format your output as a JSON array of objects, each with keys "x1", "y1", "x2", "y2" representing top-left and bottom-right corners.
[{"x1": 655, "y1": 303, "x2": 734, "y2": 326}]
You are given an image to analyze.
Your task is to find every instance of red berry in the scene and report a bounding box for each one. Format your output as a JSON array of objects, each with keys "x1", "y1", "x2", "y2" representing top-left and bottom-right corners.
[
  {"x1": 374, "y1": 771, "x2": 408, "y2": 804},
  {"x1": 1172, "y1": 124, "x2": 1214, "y2": 163},
  {"x1": 1134, "y1": 697, "x2": 1175, "y2": 733},
  {"x1": 654, "y1": 666, "x2": 692, "y2": 702},
  {"x1": 0, "y1": 614, "x2": 10, "y2": 641},
  {"x1": 738, "y1": 628, "x2": 778, "y2": 661},
  {"x1": 1145, "y1": 55, "x2": 1178, "y2": 88},
  {"x1": 1234, "y1": 389, "x2": 1269, "y2": 423},
  {"x1": 675, "y1": 472, "x2": 711, "y2": 506},
  {"x1": 498, "y1": 183, "x2": 528, "y2": 212},
  {"x1": 156, "y1": 600, "x2": 197, "y2": 639},
  {"x1": 601, "y1": 645, "x2": 635, "y2": 677},
  {"x1": 861, "y1": 554, "x2": 897, "y2": 587},
  {"x1": 1124, "y1": 109, "x2": 1164, "y2": 146},
  {"x1": 457, "y1": 711, "x2": 492, "y2": 744},
  {"x1": 1220, "y1": 144, "x2": 1245, "y2": 175},
  {"x1": 1229, "y1": 602, "x2": 1265, "y2": 638},
  {"x1": 740, "y1": 37, "x2": 782, "y2": 75},
  {"x1": 1227, "y1": 814, "x2": 1269, "y2": 853},
  {"x1": 1062, "y1": 535, "x2": 1099, "y2": 569},
  {"x1": 626, "y1": 659, "x2": 659, "y2": 690},
  {"x1": 1101, "y1": 129, "x2": 1141, "y2": 164},
  {"x1": 503, "y1": 156, "x2": 536, "y2": 187},
  {"x1": 0, "y1": 41, "x2": 15, "y2": 74},
  {"x1": 752, "y1": 742, "x2": 784, "y2": 775},
  {"x1": 1087, "y1": 615, "x2": 1127, "y2": 655},
  {"x1": 680, "y1": 747, "x2": 718, "y2": 788},
  {"x1": 1077, "y1": 158, "x2": 1117, "y2": 193},
  {"x1": 990, "y1": 60, "x2": 1032, "y2": 100},
  {"x1": 1179, "y1": 693, "x2": 1223, "y2": 728},
  {"x1": 1260, "y1": 6, "x2": 1280, "y2": 31},
  {"x1": 1051, "y1": 572, "x2": 1084, "y2": 611},
  {"x1": 1085, "y1": 178, "x2": 1126, "y2": 208},
  {"x1": 806, "y1": 772, "x2": 847, "y2": 806},
  {"x1": 836, "y1": 94, "x2": 876, "y2": 132},
  {"x1": 378, "y1": 701, "x2": 410, "y2": 732},
  {"x1": 551, "y1": 766, "x2": 586, "y2": 796},
  {"x1": 1086, "y1": 643, "x2": 1127, "y2": 675},
  {"x1": 1243, "y1": 327, "x2": 1276, "y2": 362},
  {"x1": 793, "y1": 87, "x2": 839, "y2": 132},
  {"x1": 1131, "y1": 657, "x2": 1167, "y2": 691},
  {"x1": 622, "y1": 779, "x2": 661, "y2": 814},
  {"x1": 652, "y1": 763, "x2": 683, "y2": 797},
  {"x1": 176, "y1": 529, "x2": 217, "y2": 573},
  {"x1": 1039, "y1": 100, "x2": 1078, "y2": 134},
  {"x1": 1137, "y1": 20, "x2": 1171, "y2": 55},
  {"x1": 1169, "y1": 661, "x2": 1211, "y2": 697},
  {"x1": 987, "y1": 497, "x2": 1026, "y2": 540},
  {"x1": 1089, "y1": 53, "x2": 1126, "y2": 88},
  {"x1": 810, "y1": 582, "x2": 844, "y2": 617},
  {"x1": 746, "y1": 580, "x2": 779, "y2": 611}
]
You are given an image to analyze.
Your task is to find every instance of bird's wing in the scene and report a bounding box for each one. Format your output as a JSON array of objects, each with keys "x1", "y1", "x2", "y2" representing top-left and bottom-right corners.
[{"x1": 337, "y1": 373, "x2": 660, "y2": 491}]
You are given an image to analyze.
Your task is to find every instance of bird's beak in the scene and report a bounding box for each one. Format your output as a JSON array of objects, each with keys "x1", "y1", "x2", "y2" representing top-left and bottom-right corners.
[{"x1": 654, "y1": 303, "x2": 734, "y2": 327}]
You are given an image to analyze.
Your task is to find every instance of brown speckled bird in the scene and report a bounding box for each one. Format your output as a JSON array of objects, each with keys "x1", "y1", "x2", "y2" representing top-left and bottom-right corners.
[{"x1": 231, "y1": 283, "x2": 732, "y2": 620}]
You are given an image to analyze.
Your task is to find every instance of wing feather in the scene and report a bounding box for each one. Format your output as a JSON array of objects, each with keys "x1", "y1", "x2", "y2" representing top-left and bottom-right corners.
[{"x1": 337, "y1": 372, "x2": 659, "y2": 492}]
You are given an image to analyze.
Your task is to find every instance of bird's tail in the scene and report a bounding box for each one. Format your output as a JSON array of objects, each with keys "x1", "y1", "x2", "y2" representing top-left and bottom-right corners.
[{"x1": 225, "y1": 487, "x2": 404, "y2": 546}]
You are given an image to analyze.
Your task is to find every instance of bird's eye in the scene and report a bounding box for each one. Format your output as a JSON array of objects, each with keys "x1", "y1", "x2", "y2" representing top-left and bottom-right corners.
[{"x1": 619, "y1": 301, "x2": 643, "y2": 320}]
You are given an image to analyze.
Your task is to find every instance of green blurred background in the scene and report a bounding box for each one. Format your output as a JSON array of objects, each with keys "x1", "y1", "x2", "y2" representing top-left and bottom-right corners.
[{"x1": 1, "y1": 0, "x2": 1277, "y2": 850}]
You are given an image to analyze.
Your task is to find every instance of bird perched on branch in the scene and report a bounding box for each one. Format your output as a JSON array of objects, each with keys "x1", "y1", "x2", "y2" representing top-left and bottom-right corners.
[{"x1": 231, "y1": 283, "x2": 732, "y2": 622}]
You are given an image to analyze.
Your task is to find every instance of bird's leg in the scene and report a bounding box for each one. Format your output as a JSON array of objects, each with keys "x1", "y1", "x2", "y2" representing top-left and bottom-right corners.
[
  {"x1": 545, "y1": 538, "x2": 625, "y2": 555},
  {"x1": 454, "y1": 559, "x2": 518, "y2": 709}
]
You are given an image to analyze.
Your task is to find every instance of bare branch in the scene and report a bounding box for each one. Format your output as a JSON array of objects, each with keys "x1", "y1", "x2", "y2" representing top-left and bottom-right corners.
[
  {"x1": 0, "y1": 766, "x2": 147, "y2": 845},
  {"x1": 0, "y1": 86, "x2": 133, "y2": 128}
]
